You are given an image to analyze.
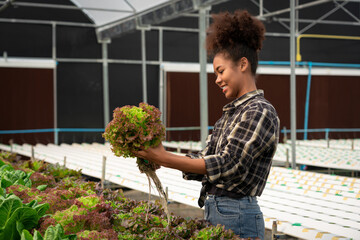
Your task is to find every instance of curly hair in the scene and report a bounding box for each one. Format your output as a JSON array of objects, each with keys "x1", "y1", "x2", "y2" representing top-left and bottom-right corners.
[{"x1": 206, "y1": 10, "x2": 265, "y2": 75}]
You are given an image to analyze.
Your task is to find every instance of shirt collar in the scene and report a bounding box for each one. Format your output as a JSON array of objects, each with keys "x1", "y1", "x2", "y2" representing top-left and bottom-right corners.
[{"x1": 223, "y1": 89, "x2": 264, "y2": 112}]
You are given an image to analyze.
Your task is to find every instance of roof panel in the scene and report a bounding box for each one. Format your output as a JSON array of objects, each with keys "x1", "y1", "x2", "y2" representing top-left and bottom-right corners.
[
  {"x1": 71, "y1": 0, "x2": 134, "y2": 11},
  {"x1": 85, "y1": 10, "x2": 132, "y2": 26},
  {"x1": 70, "y1": 0, "x2": 135, "y2": 25},
  {"x1": 128, "y1": 0, "x2": 169, "y2": 12},
  {"x1": 69, "y1": 0, "x2": 175, "y2": 26}
]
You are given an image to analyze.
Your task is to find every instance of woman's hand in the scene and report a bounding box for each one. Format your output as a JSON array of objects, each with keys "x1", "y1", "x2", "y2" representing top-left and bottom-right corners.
[
  {"x1": 134, "y1": 143, "x2": 206, "y2": 174},
  {"x1": 134, "y1": 143, "x2": 167, "y2": 166}
]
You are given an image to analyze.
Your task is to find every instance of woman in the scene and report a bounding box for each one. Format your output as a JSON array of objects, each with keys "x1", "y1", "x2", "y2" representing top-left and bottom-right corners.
[{"x1": 135, "y1": 10, "x2": 279, "y2": 240}]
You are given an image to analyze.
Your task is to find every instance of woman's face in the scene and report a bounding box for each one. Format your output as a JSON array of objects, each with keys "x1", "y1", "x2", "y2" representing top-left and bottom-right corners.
[{"x1": 213, "y1": 53, "x2": 244, "y2": 100}]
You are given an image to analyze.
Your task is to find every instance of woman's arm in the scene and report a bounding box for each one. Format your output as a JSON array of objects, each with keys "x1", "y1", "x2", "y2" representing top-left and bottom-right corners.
[{"x1": 134, "y1": 143, "x2": 207, "y2": 175}]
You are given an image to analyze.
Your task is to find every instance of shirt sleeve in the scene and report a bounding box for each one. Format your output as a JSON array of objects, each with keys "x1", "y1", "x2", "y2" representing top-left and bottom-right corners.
[
  {"x1": 203, "y1": 106, "x2": 277, "y2": 185},
  {"x1": 182, "y1": 134, "x2": 212, "y2": 181}
]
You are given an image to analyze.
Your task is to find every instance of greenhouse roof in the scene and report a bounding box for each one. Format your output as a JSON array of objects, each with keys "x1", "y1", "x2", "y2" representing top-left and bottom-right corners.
[
  {"x1": 0, "y1": 0, "x2": 229, "y2": 39},
  {"x1": 89, "y1": 0, "x2": 229, "y2": 40},
  {"x1": 1, "y1": 0, "x2": 359, "y2": 40},
  {"x1": 69, "y1": 0, "x2": 163, "y2": 27}
]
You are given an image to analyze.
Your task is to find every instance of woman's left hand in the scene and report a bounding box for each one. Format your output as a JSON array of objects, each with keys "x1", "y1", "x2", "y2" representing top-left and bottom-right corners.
[
  {"x1": 134, "y1": 143, "x2": 206, "y2": 174},
  {"x1": 134, "y1": 143, "x2": 167, "y2": 166}
]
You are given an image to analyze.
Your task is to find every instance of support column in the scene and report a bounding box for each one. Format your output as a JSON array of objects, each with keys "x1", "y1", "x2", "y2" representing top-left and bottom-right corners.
[
  {"x1": 101, "y1": 39, "x2": 111, "y2": 127},
  {"x1": 295, "y1": 0, "x2": 299, "y2": 34},
  {"x1": 199, "y1": 7, "x2": 209, "y2": 148},
  {"x1": 158, "y1": 28, "x2": 164, "y2": 123},
  {"x1": 290, "y1": 0, "x2": 297, "y2": 169},
  {"x1": 141, "y1": 29, "x2": 148, "y2": 103},
  {"x1": 52, "y1": 23, "x2": 58, "y2": 145}
]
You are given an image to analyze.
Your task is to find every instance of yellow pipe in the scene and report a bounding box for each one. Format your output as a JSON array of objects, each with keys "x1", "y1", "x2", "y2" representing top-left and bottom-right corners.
[{"x1": 296, "y1": 34, "x2": 360, "y2": 61}]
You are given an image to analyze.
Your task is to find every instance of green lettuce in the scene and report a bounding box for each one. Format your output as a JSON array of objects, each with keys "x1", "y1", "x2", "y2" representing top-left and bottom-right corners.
[
  {"x1": 20, "y1": 224, "x2": 76, "y2": 240},
  {"x1": 0, "y1": 164, "x2": 32, "y2": 189},
  {"x1": 0, "y1": 195, "x2": 49, "y2": 240}
]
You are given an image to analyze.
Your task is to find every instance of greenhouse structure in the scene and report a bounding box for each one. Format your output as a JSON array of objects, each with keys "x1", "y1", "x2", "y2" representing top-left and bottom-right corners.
[{"x1": 0, "y1": 0, "x2": 359, "y2": 239}]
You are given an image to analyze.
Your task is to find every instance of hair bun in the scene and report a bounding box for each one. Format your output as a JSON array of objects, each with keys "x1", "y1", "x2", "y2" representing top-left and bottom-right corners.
[{"x1": 207, "y1": 10, "x2": 265, "y2": 54}]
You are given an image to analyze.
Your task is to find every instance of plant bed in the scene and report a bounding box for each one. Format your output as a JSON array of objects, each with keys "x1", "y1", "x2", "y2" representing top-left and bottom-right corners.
[{"x1": 0, "y1": 151, "x2": 239, "y2": 239}]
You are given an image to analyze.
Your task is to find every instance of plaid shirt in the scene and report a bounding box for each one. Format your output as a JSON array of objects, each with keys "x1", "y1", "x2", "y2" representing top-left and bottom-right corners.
[{"x1": 184, "y1": 89, "x2": 279, "y2": 207}]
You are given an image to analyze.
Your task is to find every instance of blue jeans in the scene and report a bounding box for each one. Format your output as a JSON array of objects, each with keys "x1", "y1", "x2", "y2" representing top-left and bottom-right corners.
[{"x1": 204, "y1": 195, "x2": 265, "y2": 239}]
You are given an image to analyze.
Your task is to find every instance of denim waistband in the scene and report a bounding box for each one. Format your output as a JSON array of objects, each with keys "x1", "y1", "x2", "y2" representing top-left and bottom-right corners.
[
  {"x1": 206, "y1": 194, "x2": 257, "y2": 202},
  {"x1": 207, "y1": 184, "x2": 246, "y2": 199}
]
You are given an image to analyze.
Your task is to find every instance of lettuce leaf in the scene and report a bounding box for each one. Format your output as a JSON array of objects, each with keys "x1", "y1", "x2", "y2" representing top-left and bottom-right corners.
[
  {"x1": 20, "y1": 224, "x2": 76, "y2": 240},
  {"x1": 0, "y1": 195, "x2": 49, "y2": 240},
  {"x1": 0, "y1": 169, "x2": 32, "y2": 189}
]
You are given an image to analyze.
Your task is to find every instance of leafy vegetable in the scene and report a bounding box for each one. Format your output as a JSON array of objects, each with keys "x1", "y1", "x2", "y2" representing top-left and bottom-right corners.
[
  {"x1": 29, "y1": 172, "x2": 56, "y2": 188},
  {"x1": 103, "y1": 103, "x2": 170, "y2": 223},
  {"x1": 1, "y1": 151, "x2": 239, "y2": 240},
  {"x1": 39, "y1": 199, "x2": 115, "y2": 235},
  {"x1": 0, "y1": 152, "x2": 17, "y2": 164},
  {"x1": 21, "y1": 160, "x2": 48, "y2": 173},
  {"x1": 0, "y1": 170, "x2": 32, "y2": 189},
  {"x1": 103, "y1": 102, "x2": 165, "y2": 162},
  {"x1": 76, "y1": 195, "x2": 100, "y2": 211},
  {"x1": 0, "y1": 195, "x2": 49, "y2": 240},
  {"x1": 0, "y1": 158, "x2": 32, "y2": 189},
  {"x1": 192, "y1": 224, "x2": 238, "y2": 239},
  {"x1": 44, "y1": 163, "x2": 82, "y2": 182},
  {"x1": 76, "y1": 229, "x2": 118, "y2": 240},
  {"x1": 36, "y1": 185, "x2": 47, "y2": 191},
  {"x1": 21, "y1": 224, "x2": 76, "y2": 240}
]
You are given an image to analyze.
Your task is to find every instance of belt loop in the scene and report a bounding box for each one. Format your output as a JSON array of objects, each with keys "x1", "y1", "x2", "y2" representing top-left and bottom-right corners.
[{"x1": 248, "y1": 196, "x2": 252, "y2": 202}]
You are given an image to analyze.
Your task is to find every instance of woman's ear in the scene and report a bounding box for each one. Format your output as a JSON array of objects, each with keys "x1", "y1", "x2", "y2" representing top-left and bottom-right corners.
[{"x1": 239, "y1": 57, "x2": 250, "y2": 72}]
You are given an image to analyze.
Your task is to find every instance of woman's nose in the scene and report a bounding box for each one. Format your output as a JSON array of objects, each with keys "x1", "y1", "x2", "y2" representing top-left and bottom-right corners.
[{"x1": 215, "y1": 75, "x2": 221, "y2": 85}]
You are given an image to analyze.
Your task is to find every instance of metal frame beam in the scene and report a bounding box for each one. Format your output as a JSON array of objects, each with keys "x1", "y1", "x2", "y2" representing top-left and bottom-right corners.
[
  {"x1": 199, "y1": 7, "x2": 209, "y2": 148},
  {"x1": 295, "y1": 0, "x2": 299, "y2": 34},
  {"x1": 250, "y1": 0, "x2": 290, "y2": 31},
  {"x1": 1, "y1": 2, "x2": 359, "y2": 31},
  {"x1": 0, "y1": 17, "x2": 95, "y2": 27},
  {"x1": 96, "y1": 0, "x2": 231, "y2": 40},
  {"x1": 0, "y1": 16, "x2": 293, "y2": 38},
  {"x1": 298, "y1": 0, "x2": 347, "y2": 34},
  {"x1": 0, "y1": 1, "x2": 134, "y2": 13},
  {"x1": 259, "y1": 0, "x2": 332, "y2": 18},
  {"x1": 182, "y1": 6, "x2": 360, "y2": 29},
  {"x1": 0, "y1": 0, "x2": 12, "y2": 12},
  {"x1": 290, "y1": 0, "x2": 297, "y2": 169},
  {"x1": 101, "y1": 39, "x2": 111, "y2": 128},
  {"x1": 158, "y1": 28, "x2": 165, "y2": 124},
  {"x1": 141, "y1": 28, "x2": 148, "y2": 103},
  {"x1": 52, "y1": 23, "x2": 58, "y2": 145},
  {"x1": 333, "y1": 0, "x2": 360, "y2": 23},
  {"x1": 56, "y1": 58, "x2": 160, "y2": 65},
  {"x1": 277, "y1": 17, "x2": 360, "y2": 26},
  {"x1": 0, "y1": 0, "x2": 358, "y2": 31}
]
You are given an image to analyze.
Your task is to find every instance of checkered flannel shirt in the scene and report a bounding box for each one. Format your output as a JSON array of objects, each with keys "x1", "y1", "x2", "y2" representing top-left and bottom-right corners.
[{"x1": 184, "y1": 89, "x2": 280, "y2": 207}]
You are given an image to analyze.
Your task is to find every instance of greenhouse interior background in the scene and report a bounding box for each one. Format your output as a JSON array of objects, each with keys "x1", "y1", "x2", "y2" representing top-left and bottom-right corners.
[{"x1": 0, "y1": 0, "x2": 359, "y2": 239}]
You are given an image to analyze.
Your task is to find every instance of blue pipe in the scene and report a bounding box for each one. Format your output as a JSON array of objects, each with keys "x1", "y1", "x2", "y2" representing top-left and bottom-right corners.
[
  {"x1": 258, "y1": 61, "x2": 360, "y2": 68},
  {"x1": 0, "y1": 128, "x2": 55, "y2": 134},
  {"x1": 281, "y1": 128, "x2": 360, "y2": 133},
  {"x1": 310, "y1": 62, "x2": 360, "y2": 68},
  {"x1": 303, "y1": 62, "x2": 312, "y2": 140},
  {"x1": 0, "y1": 128, "x2": 105, "y2": 134},
  {"x1": 3, "y1": 127, "x2": 360, "y2": 135}
]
